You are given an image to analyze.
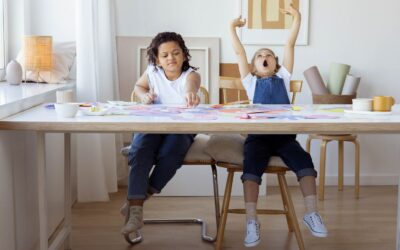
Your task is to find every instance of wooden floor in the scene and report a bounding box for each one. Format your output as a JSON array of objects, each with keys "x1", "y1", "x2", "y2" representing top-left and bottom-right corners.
[{"x1": 71, "y1": 186, "x2": 397, "y2": 250}]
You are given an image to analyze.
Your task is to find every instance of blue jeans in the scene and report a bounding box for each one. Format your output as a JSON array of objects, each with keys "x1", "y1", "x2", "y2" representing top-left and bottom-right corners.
[
  {"x1": 241, "y1": 134, "x2": 317, "y2": 185},
  {"x1": 127, "y1": 133, "x2": 195, "y2": 199}
]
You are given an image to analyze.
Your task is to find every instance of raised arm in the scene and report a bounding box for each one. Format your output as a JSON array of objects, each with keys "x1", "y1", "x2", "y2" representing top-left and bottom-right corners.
[
  {"x1": 281, "y1": 3, "x2": 301, "y2": 74},
  {"x1": 229, "y1": 16, "x2": 251, "y2": 79},
  {"x1": 185, "y1": 71, "x2": 201, "y2": 107},
  {"x1": 134, "y1": 72, "x2": 157, "y2": 104}
]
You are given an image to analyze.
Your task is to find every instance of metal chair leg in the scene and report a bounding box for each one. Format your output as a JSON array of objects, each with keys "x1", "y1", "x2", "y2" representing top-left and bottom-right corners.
[
  {"x1": 211, "y1": 164, "x2": 221, "y2": 229},
  {"x1": 123, "y1": 163, "x2": 220, "y2": 245}
]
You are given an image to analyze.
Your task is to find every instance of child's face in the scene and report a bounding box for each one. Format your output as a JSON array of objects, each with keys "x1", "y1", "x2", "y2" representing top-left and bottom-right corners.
[
  {"x1": 156, "y1": 41, "x2": 186, "y2": 74},
  {"x1": 253, "y1": 49, "x2": 277, "y2": 77}
]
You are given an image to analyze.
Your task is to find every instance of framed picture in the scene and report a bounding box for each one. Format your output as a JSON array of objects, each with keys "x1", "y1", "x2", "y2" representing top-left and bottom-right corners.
[{"x1": 239, "y1": 0, "x2": 309, "y2": 45}]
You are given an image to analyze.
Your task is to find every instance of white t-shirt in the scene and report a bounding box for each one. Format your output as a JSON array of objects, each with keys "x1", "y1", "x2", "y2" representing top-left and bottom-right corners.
[
  {"x1": 242, "y1": 66, "x2": 291, "y2": 102},
  {"x1": 146, "y1": 65, "x2": 194, "y2": 104}
]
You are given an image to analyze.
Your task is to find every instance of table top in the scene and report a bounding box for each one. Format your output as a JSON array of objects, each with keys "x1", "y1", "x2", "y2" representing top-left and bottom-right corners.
[{"x1": 1, "y1": 103, "x2": 400, "y2": 134}]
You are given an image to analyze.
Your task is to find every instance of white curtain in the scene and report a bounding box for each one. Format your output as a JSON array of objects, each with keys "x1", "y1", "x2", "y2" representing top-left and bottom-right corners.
[{"x1": 75, "y1": 0, "x2": 123, "y2": 201}]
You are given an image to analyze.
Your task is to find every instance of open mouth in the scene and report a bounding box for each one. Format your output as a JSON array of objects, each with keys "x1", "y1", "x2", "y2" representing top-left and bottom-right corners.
[{"x1": 263, "y1": 60, "x2": 268, "y2": 67}]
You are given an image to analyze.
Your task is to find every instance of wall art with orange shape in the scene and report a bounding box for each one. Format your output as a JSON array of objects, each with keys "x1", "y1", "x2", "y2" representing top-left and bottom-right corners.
[
  {"x1": 248, "y1": 0, "x2": 299, "y2": 29},
  {"x1": 239, "y1": 0, "x2": 309, "y2": 45}
]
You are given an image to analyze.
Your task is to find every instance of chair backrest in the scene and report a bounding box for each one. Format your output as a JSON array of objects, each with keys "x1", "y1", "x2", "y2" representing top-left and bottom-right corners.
[
  {"x1": 219, "y1": 77, "x2": 303, "y2": 105},
  {"x1": 198, "y1": 86, "x2": 210, "y2": 104},
  {"x1": 130, "y1": 86, "x2": 210, "y2": 104},
  {"x1": 219, "y1": 76, "x2": 247, "y2": 104},
  {"x1": 290, "y1": 80, "x2": 303, "y2": 104}
]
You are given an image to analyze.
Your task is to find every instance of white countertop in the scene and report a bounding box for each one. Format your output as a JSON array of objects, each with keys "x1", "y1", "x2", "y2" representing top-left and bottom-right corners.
[{"x1": 0, "y1": 81, "x2": 76, "y2": 119}]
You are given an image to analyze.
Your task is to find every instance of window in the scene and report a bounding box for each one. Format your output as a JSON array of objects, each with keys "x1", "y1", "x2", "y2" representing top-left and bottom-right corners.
[{"x1": 0, "y1": 0, "x2": 7, "y2": 80}]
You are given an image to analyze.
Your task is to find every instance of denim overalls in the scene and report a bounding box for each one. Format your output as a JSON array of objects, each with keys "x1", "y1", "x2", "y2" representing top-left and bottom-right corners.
[{"x1": 241, "y1": 76, "x2": 317, "y2": 184}]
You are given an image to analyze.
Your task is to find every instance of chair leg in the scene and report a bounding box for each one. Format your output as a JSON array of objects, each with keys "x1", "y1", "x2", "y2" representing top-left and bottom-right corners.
[
  {"x1": 306, "y1": 136, "x2": 312, "y2": 153},
  {"x1": 211, "y1": 164, "x2": 221, "y2": 228},
  {"x1": 278, "y1": 174, "x2": 294, "y2": 232},
  {"x1": 353, "y1": 139, "x2": 361, "y2": 199},
  {"x1": 338, "y1": 140, "x2": 344, "y2": 191},
  {"x1": 319, "y1": 140, "x2": 329, "y2": 201},
  {"x1": 278, "y1": 173, "x2": 305, "y2": 250},
  {"x1": 216, "y1": 170, "x2": 235, "y2": 250}
]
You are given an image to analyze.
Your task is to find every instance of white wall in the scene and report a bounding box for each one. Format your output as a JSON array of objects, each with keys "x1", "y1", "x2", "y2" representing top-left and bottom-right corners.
[
  {"x1": 29, "y1": 0, "x2": 75, "y2": 41},
  {"x1": 7, "y1": 0, "x2": 76, "y2": 59},
  {"x1": 115, "y1": 0, "x2": 400, "y2": 188}
]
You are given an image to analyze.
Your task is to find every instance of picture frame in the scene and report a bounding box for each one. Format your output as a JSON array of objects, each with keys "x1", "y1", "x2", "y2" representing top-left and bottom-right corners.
[{"x1": 238, "y1": 0, "x2": 309, "y2": 45}]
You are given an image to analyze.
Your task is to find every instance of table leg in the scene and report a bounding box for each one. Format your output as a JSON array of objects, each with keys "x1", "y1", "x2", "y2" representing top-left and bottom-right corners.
[
  {"x1": 397, "y1": 176, "x2": 400, "y2": 250},
  {"x1": 37, "y1": 132, "x2": 48, "y2": 250},
  {"x1": 37, "y1": 132, "x2": 72, "y2": 250},
  {"x1": 64, "y1": 133, "x2": 72, "y2": 249}
]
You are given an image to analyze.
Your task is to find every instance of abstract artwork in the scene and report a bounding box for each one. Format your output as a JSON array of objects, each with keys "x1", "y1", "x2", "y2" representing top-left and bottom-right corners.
[
  {"x1": 248, "y1": 0, "x2": 299, "y2": 29},
  {"x1": 239, "y1": 0, "x2": 309, "y2": 45},
  {"x1": 101, "y1": 104, "x2": 339, "y2": 121}
]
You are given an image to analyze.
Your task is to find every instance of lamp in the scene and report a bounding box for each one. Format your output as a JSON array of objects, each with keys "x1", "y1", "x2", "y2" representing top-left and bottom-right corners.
[{"x1": 23, "y1": 36, "x2": 53, "y2": 82}]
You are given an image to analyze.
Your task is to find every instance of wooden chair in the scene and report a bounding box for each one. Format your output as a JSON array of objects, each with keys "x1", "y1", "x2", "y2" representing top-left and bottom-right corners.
[
  {"x1": 306, "y1": 94, "x2": 360, "y2": 201},
  {"x1": 219, "y1": 76, "x2": 303, "y2": 105},
  {"x1": 121, "y1": 86, "x2": 220, "y2": 245},
  {"x1": 219, "y1": 76, "x2": 247, "y2": 104},
  {"x1": 214, "y1": 78, "x2": 305, "y2": 250}
]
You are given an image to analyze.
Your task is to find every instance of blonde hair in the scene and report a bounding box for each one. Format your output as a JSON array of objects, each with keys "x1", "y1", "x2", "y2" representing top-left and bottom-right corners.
[{"x1": 250, "y1": 48, "x2": 281, "y2": 75}]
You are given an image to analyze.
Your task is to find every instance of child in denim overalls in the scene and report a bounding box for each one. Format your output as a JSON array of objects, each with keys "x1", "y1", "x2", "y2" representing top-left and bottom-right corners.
[
  {"x1": 229, "y1": 4, "x2": 327, "y2": 247},
  {"x1": 120, "y1": 32, "x2": 201, "y2": 235}
]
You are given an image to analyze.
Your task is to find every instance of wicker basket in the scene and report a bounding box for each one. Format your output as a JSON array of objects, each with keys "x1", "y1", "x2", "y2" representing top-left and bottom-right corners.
[{"x1": 312, "y1": 94, "x2": 356, "y2": 104}]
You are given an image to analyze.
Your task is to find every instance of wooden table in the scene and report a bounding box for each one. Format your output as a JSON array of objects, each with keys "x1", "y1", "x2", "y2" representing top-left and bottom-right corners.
[{"x1": 1, "y1": 104, "x2": 400, "y2": 250}]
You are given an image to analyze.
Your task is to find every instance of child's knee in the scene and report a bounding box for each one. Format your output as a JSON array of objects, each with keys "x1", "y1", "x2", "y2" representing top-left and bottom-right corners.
[
  {"x1": 296, "y1": 168, "x2": 318, "y2": 181},
  {"x1": 241, "y1": 173, "x2": 262, "y2": 185}
]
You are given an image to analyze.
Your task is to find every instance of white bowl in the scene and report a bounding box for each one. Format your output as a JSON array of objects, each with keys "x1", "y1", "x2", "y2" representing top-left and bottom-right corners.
[
  {"x1": 352, "y1": 98, "x2": 373, "y2": 111},
  {"x1": 54, "y1": 103, "x2": 79, "y2": 118}
]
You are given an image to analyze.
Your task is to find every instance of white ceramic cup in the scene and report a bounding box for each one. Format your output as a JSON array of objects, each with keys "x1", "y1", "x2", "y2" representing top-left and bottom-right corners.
[
  {"x1": 56, "y1": 90, "x2": 74, "y2": 103},
  {"x1": 352, "y1": 98, "x2": 373, "y2": 111},
  {"x1": 54, "y1": 103, "x2": 79, "y2": 118}
]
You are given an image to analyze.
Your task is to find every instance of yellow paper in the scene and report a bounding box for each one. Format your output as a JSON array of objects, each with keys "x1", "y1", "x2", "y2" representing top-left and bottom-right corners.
[
  {"x1": 318, "y1": 108, "x2": 344, "y2": 113},
  {"x1": 292, "y1": 106, "x2": 302, "y2": 111}
]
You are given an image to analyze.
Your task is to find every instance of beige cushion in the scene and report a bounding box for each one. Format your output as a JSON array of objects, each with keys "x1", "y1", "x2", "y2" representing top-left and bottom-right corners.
[
  {"x1": 204, "y1": 134, "x2": 288, "y2": 167},
  {"x1": 184, "y1": 134, "x2": 213, "y2": 162},
  {"x1": 120, "y1": 134, "x2": 213, "y2": 163}
]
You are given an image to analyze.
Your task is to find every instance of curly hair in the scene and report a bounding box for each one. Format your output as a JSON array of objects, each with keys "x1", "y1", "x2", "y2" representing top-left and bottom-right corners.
[{"x1": 146, "y1": 32, "x2": 198, "y2": 72}]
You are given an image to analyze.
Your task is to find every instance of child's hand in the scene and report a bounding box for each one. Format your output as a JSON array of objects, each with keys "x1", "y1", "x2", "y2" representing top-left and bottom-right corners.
[
  {"x1": 141, "y1": 91, "x2": 157, "y2": 104},
  {"x1": 231, "y1": 16, "x2": 246, "y2": 28},
  {"x1": 280, "y1": 3, "x2": 301, "y2": 19},
  {"x1": 185, "y1": 92, "x2": 200, "y2": 108}
]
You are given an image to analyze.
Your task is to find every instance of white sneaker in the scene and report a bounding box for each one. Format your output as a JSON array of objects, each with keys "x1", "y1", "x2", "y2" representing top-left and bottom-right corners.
[
  {"x1": 303, "y1": 212, "x2": 328, "y2": 237},
  {"x1": 121, "y1": 206, "x2": 144, "y2": 235},
  {"x1": 244, "y1": 219, "x2": 261, "y2": 247}
]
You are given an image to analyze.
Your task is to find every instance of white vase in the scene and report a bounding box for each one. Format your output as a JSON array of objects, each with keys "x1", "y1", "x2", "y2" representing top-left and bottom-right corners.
[{"x1": 6, "y1": 60, "x2": 23, "y2": 85}]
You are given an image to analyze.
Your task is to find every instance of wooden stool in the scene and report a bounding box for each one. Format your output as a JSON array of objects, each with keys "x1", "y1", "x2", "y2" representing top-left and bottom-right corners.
[
  {"x1": 306, "y1": 134, "x2": 360, "y2": 201},
  {"x1": 215, "y1": 162, "x2": 305, "y2": 250}
]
